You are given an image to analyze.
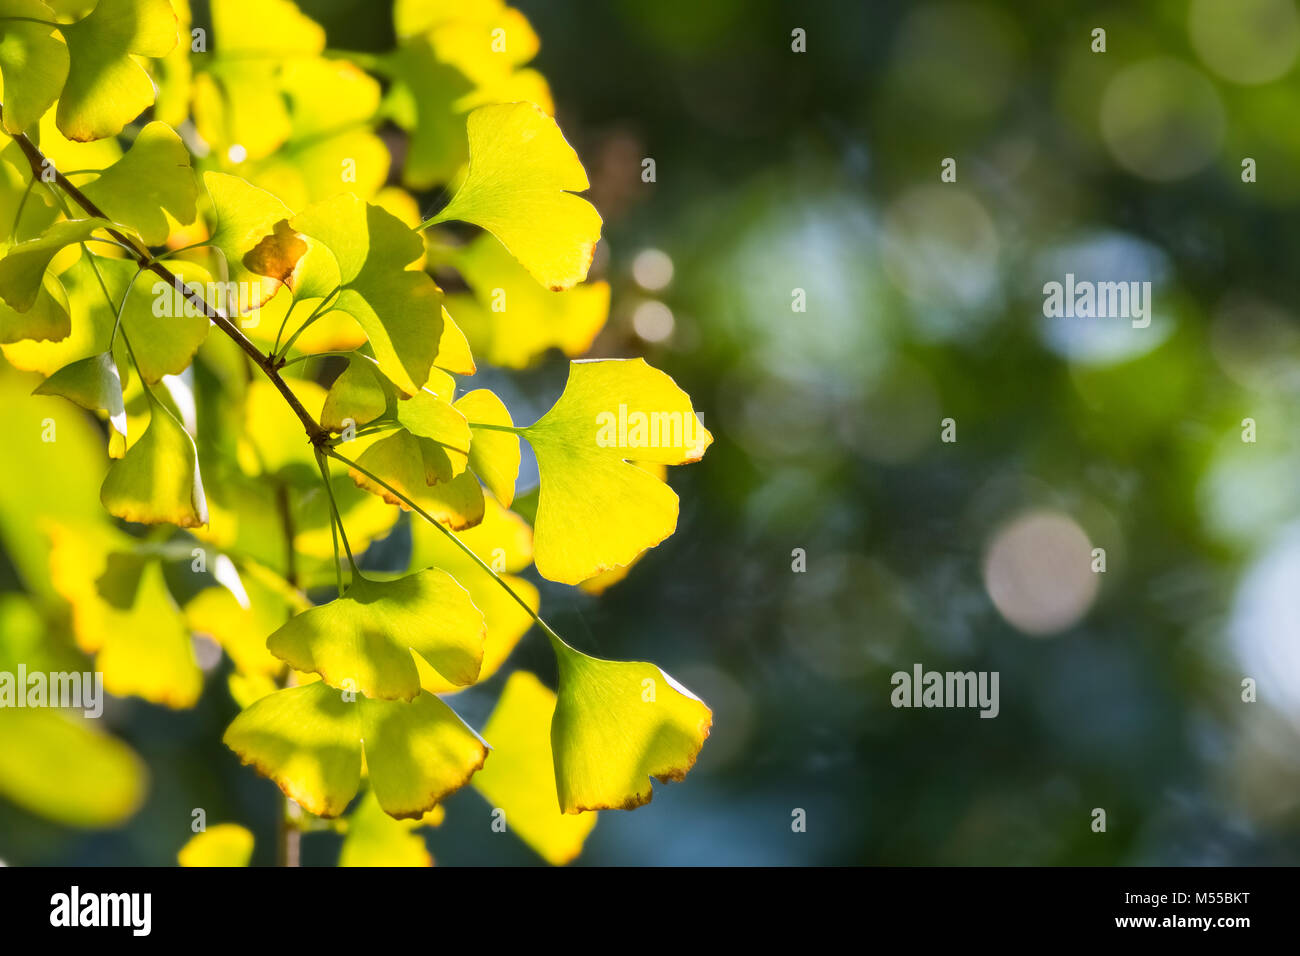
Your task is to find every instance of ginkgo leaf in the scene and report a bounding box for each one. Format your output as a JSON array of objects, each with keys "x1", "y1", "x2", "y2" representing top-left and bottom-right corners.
[
  {"x1": 47, "y1": 523, "x2": 202, "y2": 708},
  {"x1": 580, "y1": 462, "x2": 668, "y2": 595},
  {"x1": 0, "y1": 271, "x2": 70, "y2": 343},
  {"x1": 393, "y1": 389, "x2": 472, "y2": 483},
  {"x1": 33, "y1": 351, "x2": 127, "y2": 448},
  {"x1": 550, "y1": 639, "x2": 711, "y2": 813},
  {"x1": 473, "y1": 670, "x2": 596, "y2": 864},
  {"x1": 522, "y1": 359, "x2": 712, "y2": 584},
  {"x1": 0, "y1": 592, "x2": 146, "y2": 826},
  {"x1": 100, "y1": 393, "x2": 209, "y2": 527},
  {"x1": 205, "y1": 171, "x2": 303, "y2": 313},
  {"x1": 0, "y1": 0, "x2": 69, "y2": 135},
  {"x1": 288, "y1": 195, "x2": 448, "y2": 395},
  {"x1": 339, "y1": 786, "x2": 442, "y2": 867},
  {"x1": 0, "y1": 218, "x2": 112, "y2": 312},
  {"x1": 456, "y1": 388, "x2": 518, "y2": 507},
  {"x1": 79, "y1": 122, "x2": 197, "y2": 245},
  {"x1": 429, "y1": 102, "x2": 601, "y2": 291},
  {"x1": 101, "y1": 258, "x2": 212, "y2": 382},
  {"x1": 350, "y1": 429, "x2": 485, "y2": 529},
  {"x1": 223, "y1": 679, "x2": 488, "y2": 819},
  {"x1": 320, "y1": 354, "x2": 389, "y2": 430},
  {"x1": 447, "y1": 233, "x2": 609, "y2": 368},
  {"x1": 57, "y1": 0, "x2": 179, "y2": 141},
  {"x1": 265, "y1": 568, "x2": 485, "y2": 701},
  {"x1": 410, "y1": 495, "x2": 536, "y2": 695},
  {"x1": 178, "y1": 823, "x2": 254, "y2": 867}
]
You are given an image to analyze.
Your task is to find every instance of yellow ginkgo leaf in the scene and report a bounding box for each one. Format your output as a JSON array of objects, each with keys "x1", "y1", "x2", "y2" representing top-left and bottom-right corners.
[
  {"x1": 223, "y1": 680, "x2": 487, "y2": 819},
  {"x1": 0, "y1": 0, "x2": 69, "y2": 135},
  {"x1": 580, "y1": 462, "x2": 668, "y2": 595},
  {"x1": 456, "y1": 388, "x2": 518, "y2": 508},
  {"x1": 47, "y1": 523, "x2": 202, "y2": 708},
  {"x1": 79, "y1": 121, "x2": 198, "y2": 245},
  {"x1": 289, "y1": 195, "x2": 448, "y2": 395},
  {"x1": 265, "y1": 568, "x2": 485, "y2": 701},
  {"x1": 178, "y1": 824, "x2": 254, "y2": 867},
  {"x1": 473, "y1": 671, "x2": 596, "y2": 864},
  {"x1": 57, "y1": 0, "x2": 179, "y2": 141},
  {"x1": 409, "y1": 494, "x2": 536, "y2": 695},
  {"x1": 338, "y1": 787, "x2": 443, "y2": 867},
  {"x1": 447, "y1": 232, "x2": 609, "y2": 368},
  {"x1": 522, "y1": 358, "x2": 711, "y2": 584},
  {"x1": 349, "y1": 429, "x2": 485, "y2": 530},
  {"x1": 101, "y1": 391, "x2": 208, "y2": 527},
  {"x1": 550, "y1": 638, "x2": 711, "y2": 813},
  {"x1": 429, "y1": 102, "x2": 602, "y2": 291},
  {"x1": 204, "y1": 171, "x2": 304, "y2": 314}
]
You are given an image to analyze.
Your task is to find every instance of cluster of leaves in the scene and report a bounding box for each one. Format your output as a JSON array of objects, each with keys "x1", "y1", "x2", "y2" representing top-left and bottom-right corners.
[{"x1": 0, "y1": 0, "x2": 711, "y2": 865}]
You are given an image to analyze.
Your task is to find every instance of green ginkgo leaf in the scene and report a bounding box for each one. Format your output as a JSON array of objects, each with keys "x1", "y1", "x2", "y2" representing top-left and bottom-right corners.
[
  {"x1": 473, "y1": 670, "x2": 597, "y2": 864},
  {"x1": 33, "y1": 351, "x2": 126, "y2": 447},
  {"x1": 288, "y1": 194, "x2": 447, "y2": 395},
  {"x1": 79, "y1": 121, "x2": 197, "y2": 245},
  {"x1": 0, "y1": 218, "x2": 112, "y2": 312},
  {"x1": 522, "y1": 358, "x2": 712, "y2": 584},
  {"x1": 320, "y1": 353, "x2": 389, "y2": 430},
  {"x1": 0, "y1": 271, "x2": 70, "y2": 344},
  {"x1": 223, "y1": 679, "x2": 488, "y2": 819},
  {"x1": 177, "y1": 823, "x2": 254, "y2": 867},
  {"x1": 456, "y1": 388, "x2": 518, "y2": 507},
  {"x1": 99, "y1": 258, "x2": 212, "y2": 382},
  {"x1": 205, "y1": 171, "x2": 304, "y2": 314},
  {"x1": 57, "y1": 0, "x2": 179, "y2": 141},
  {"x1": 266, "y1": 568, "x2": 485, "y2": 701},
  {"x1": 100, "y1": 392, "x2": 208, "y2": 527},
  {"x1": 447, "y1": 233, "x2": 610, "y2": 368},
  {"x1": 429, "y1": 102, "x2": 602, "y2": 291},
  {"x1": 0, "y1": 0, "x2": 69, "y2": 135},
  {"x1": 550, "y1": 639, "x2": 711, "y2": 813}
]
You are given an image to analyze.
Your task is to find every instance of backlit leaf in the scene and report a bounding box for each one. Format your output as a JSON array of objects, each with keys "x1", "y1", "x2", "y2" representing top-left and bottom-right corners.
[
  {"x1": 447, "y1": 232, "x2": 609, "y2": 368},
  {"x1": 0, "y1": 218, "x2": 111, "y2": 312},
  {"x1": 223, "y1": 679, "x2": 487, "y2": 819},
  {"x1": 205, "y1": 171, "x2": 303, "y2": 314},
  {"x1": 265, "y1": 568, "x2": 485, "y2": 701},
  {"x1": 339, "y1": 787, "x2": 442, "y2": 867},
  {"x1": 430, "y1": 102, "x2": 601, "y2": 291},
  {"x1": 473, "y1": 670, "x2": 596, "y2": 864},
  {"x1": 456, "y1": 388, "x2": 518, "y2": 507},
  {"x1": 550, "y1": 639, "x2": 711, "y2": 813},
  {"x1": 0, "y1": 0, "x2": 69, "y2": 135},
  {"x1": 79, "y1": 121, "x2": 197, "y2": 245},
  {"x1": 100, "y1": 391, "x2": 209, "y2": 527},
  {"x1": 57, "y1": 0, "x2": 179, "y2": 141},
  {"x1": 33, "y1": 350, "x2": 127, "y2": 448},
  {"x1": 178, "y1": 823, "x2": 254, "y2": 867},
  {"x1": 522, "y1": 359, "x2": 711, "y2": 584}
]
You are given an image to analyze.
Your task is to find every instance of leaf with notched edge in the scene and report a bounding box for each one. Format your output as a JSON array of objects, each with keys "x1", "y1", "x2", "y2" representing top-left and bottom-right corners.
[
  {"x1": 223, "y1": 679, "x2": 488, "y2": 819},
  {"x1": 266, "y1": 568, "x2": 485, "y2": 701},
  {"x1": 56, "y1": 0, "x2": 179, "y2": 141},
  {"x1": 204, "y1": 171, "x2": 302, "y2": 314},
  {"x1": 521, "y1": 358, "x2": 711, "y2": 585},
  {"x1": 0, "y1": 0, "x2": 69, "y2": 135},
  {"x1": 429, "y1": 103, "x2": 602, "y2": 291},
  {"x1": 549, "y1": 640, "x2": 711, "y2": 813},
  {"x1": 100, "y1": 394, "x2": 208, "y2": 528}
]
